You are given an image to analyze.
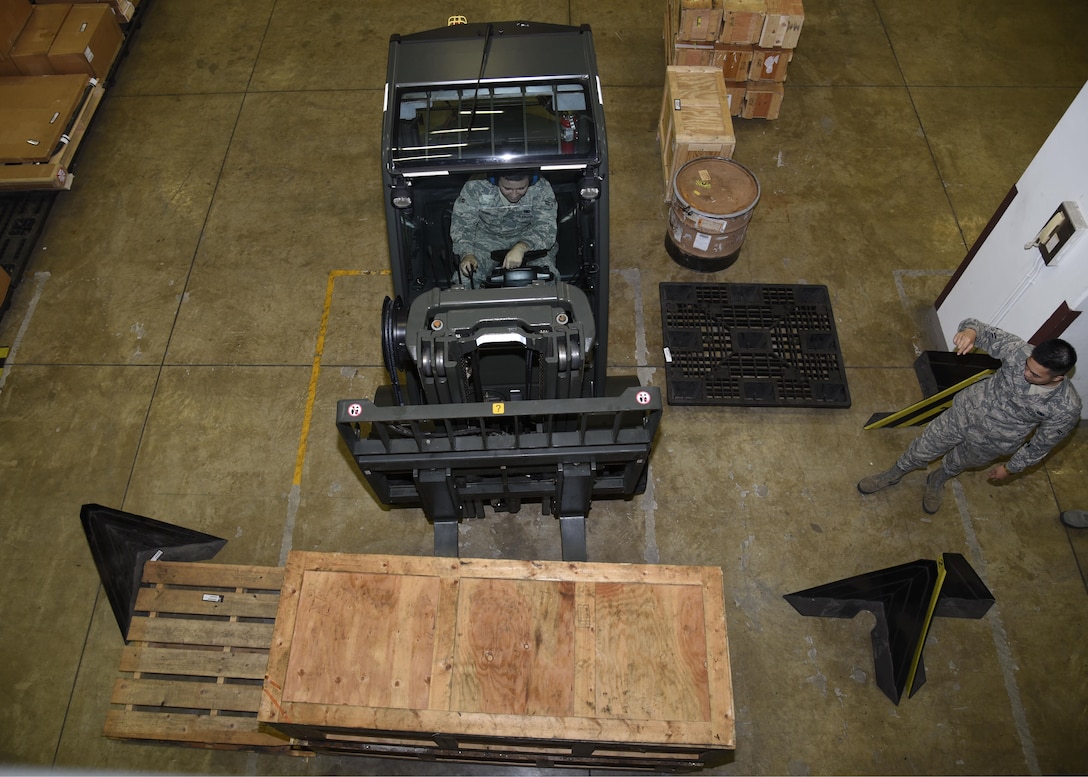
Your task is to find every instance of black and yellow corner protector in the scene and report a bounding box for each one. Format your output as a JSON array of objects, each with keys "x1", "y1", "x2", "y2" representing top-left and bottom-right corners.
[
  {"x1": 865, "y1": 350, "x2": 1001, "y2": 429},
  {"x1": 80, "y1": 504, "x2": 227, "y2": 643},
  {"x1": 0, "y1": 345, "x2": 8, "y2": 367},
  {"x1": 863, "y1": 369, "x2": 994, "y2": 429},
  {"x1": 784, "y1": 553, "x2": 994, "y2": 705}
]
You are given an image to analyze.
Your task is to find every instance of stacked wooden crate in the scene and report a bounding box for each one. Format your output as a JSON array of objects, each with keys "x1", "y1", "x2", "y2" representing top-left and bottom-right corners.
[
  {"x1": 658, "y1": 65, "x2": 734, "y2": 203},
  {"x1": 665, "y1": 0, "x2": 804, "y2": 120}
]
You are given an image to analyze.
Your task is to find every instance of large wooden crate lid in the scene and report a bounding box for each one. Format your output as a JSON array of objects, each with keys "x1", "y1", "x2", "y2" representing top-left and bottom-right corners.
[
  {"x1": 666, "y1": 65, "x2": 735, "y2": 144},
  {"x1": 262, "y1": 552, "x2": 735, "y2": 755}
]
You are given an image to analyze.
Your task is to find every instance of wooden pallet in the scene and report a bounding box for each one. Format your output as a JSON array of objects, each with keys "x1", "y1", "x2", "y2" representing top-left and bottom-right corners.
[{"x1": 104, "y1": 561, "x2": 297, "y2": 753}]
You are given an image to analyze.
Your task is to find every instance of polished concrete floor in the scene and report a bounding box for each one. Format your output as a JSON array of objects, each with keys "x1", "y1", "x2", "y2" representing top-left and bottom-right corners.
[{"x1": 2, "y1": 0, "x2": 1088, "y2": 774}]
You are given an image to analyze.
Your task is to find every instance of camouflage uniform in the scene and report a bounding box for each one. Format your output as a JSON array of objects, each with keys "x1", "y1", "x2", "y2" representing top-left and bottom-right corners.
[
  {"x1": 450, "y1": 177, "x2": 558, "y2": 285},
  {"x1": 897, "y1": 318, "x2": 1081, "y2": 477}
]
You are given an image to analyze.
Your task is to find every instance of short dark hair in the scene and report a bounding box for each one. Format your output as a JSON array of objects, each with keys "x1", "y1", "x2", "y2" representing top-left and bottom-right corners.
[{"x1": 1032, "y1": 338, "x2": 1077, "y2": 375}]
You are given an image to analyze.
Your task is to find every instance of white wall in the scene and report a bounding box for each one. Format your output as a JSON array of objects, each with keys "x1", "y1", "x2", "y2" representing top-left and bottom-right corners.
[{"x1": 936, "y1": 82, "x2": 1088, "y2": 416}]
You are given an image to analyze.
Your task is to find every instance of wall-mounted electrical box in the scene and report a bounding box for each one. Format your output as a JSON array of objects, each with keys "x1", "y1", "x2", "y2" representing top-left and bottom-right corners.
[{"x1": 1027, "y1": 200, "x2": 1087, "y2": 266}]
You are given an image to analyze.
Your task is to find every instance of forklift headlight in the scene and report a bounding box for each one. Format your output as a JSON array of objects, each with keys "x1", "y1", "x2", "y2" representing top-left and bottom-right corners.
[
  {"x1": 391, "y1": 183, "x2": 413, "y2": 209},
  {"x1": 578, "y1": 176, "x2": 601, "y2": 200}
]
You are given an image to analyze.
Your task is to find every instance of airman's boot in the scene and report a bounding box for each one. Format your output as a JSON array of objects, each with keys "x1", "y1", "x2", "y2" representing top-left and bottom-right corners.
[
  {"x1": 922, "y1": 467, "x2": 952, "y2": 514},
  {"x1": 857, "y1": 465, "x2": 909, "y2": 495},
  {"x1": 1060, "y1": 510, "x2": 1088, "y2": 529}
]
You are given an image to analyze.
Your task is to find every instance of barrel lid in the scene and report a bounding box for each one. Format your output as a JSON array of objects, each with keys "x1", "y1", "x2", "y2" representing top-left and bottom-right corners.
[{"x1": 673, "y1": 157, "x2": 759, "y2": 217}]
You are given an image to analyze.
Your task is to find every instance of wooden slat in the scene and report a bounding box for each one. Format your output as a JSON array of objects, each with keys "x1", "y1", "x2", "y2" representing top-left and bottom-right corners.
[
  {"x1": 104, "y1": 710, "x2": 291, "y2": 749},
  {"x1": 573, "y1": 583, "x2": 596, "y2": 717},
  {"x1": 126, "y1": 617, "x2": 274, "y2": 649},
  {"x1": 118, "y1": 645, "x2": 269, "y2": 680},
  {"x1": 134, "y1": 586, "x2": 280, "y2": 619},
  {"x1": 111, "y1": 677, "x2": 263, "y2": 713},
  {"x1": 142, "y1": 561, "x2": 283, "y2": 590}
]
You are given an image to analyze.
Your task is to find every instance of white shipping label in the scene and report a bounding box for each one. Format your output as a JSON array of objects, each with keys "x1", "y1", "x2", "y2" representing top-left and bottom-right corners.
[
  {"x1": 693, "y1": 232, "x2": 712, "y2": 251},
  {"x1": 85, "y1": 47, "x2": 94, "y2": 62}
]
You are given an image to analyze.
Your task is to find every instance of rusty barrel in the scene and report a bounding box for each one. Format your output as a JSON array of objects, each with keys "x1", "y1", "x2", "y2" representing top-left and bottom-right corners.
[{"x1": 665, "y1": 157, "x2": 760, "y2": 272}]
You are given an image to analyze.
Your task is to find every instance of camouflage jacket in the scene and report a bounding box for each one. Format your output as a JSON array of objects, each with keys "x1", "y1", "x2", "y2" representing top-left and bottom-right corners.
[
  {"x1": 450, "y1": 177, "x2": 558, "y2": 260},
  {"x1": 954, "y1": 318, "x2": 1081, "y2": 472}
]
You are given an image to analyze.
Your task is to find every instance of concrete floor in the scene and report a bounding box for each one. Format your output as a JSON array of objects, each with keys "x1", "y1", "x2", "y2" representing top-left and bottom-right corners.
[{"x1": 2, "y1": 0, "x2": 1087, "y2": 774}]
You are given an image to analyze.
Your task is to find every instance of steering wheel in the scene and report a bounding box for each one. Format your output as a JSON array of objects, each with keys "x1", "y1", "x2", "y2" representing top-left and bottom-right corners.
[{"x1": 485, "y1": 265, "x2": 556, "y2": 287}]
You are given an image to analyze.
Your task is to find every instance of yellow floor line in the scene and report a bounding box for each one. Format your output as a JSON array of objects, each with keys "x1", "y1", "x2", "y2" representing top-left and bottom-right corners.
[{"x1": 292, "y1": 269, "x2": 389, "y2": 487}]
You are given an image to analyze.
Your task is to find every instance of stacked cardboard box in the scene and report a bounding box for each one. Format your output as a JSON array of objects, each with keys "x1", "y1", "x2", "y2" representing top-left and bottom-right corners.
[
  {"x1": 0, "y1": 0, "x2": 121, "y2": 189},
  {"x1": 664, "y1": 0, "x2": 804, "y2": 120},
  {"x1": 34, "y1": 0, "x2": 140, "y2": 24}
]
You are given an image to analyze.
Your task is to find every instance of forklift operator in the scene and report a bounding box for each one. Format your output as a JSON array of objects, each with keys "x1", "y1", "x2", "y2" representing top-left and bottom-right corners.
[{"x1": 451, "y1": 172, "x2": 559, "y2": 285}]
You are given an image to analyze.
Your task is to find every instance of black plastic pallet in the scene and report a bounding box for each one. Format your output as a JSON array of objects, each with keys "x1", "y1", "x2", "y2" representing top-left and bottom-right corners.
[
  {"x1": 660, "y1": 282, "x2": 851, "y2": 408},
  {"x1": 0, "y1": 191, "x2": 60, "y2": 315}
]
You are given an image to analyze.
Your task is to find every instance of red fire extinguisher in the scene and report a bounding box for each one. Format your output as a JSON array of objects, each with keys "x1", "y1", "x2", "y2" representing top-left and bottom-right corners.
[{"x1": 560, "y1": 113, "x2": 576, "y2": 153}]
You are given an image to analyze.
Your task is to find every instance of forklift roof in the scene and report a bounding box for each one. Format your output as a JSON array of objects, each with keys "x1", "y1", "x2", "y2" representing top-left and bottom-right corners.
[{"x1": 388, "y1": 21, "x2": 598, "y2": 86}]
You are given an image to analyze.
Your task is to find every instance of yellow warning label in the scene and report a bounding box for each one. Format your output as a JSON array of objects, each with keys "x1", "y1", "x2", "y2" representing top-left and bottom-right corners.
[{"x1": 492, "y1": 402, "x2": 505, "y2": 415}]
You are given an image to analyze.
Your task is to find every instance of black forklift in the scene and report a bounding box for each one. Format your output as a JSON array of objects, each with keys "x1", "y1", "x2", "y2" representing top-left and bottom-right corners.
[{"x1": 336, "y1": 20, "x2": 662, "y2": 561}]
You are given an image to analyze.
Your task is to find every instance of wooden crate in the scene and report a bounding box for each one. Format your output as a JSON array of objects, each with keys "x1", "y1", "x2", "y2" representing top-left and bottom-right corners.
[
  {"x1": 724, "y1": 81, "x2": 746, "y2": 116},
  {"x1": 672, "y1": 41, "x2": 716, "y2": 66},
  {"x1": 750, "y1": 46, "x2": 793, "y2": 82},
  {"x1": 759, "y1": 0, "x2": 804, "y2": 48},
  {"x1": 0, "y1": 77, "x2": 104, "y2": 191},
  {"x1": 671, "y1": 0, "x2": 724, "y2": 42},
  {"x1": 104, "y1": 561, "x2": 296, "y2": 753},
  {"x1": 659, "y1": 65, "x2": 736, "y2": 202},
  {"x1": 741, "y1": 81, "x2": 785, "y2": 119},
  {"x1": 261, "y1": 552, "x2": 734, "y2": 770},
  {"x1": 713, "y1": 44, "x2": 755, "y2": 81},
  {"x1": 720, "y1": 0, "x2": 766, "y2": 44}
]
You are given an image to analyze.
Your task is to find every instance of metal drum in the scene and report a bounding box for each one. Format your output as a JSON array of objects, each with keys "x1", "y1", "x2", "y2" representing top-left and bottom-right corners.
[{"x1": 665, "y1": 157, "x2": 760, "y2": 272}]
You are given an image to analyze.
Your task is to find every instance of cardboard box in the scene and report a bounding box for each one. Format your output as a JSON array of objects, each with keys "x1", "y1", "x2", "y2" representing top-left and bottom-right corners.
[
  {"x1": 0, "y1": 265, "x2": 12, "y2": 309},
  {"x1": 11, "y1": 3, "x2": 71, "y2": 75},
  {"x1": 35, "y1": 0, "x2": 136, "y2": 23},
  {"x1": 260, "y1": 552, "x2": 735, "y2": 769},
  {"x1": 0, "y1": 0, "x2": 34, "y2": 74},
  {"x1": 0, "y1": 73, "x2": 89, "y2": 163},
  {"x1": 759, "y1": 0, "x2": 804, "y2": 48},
  {"x1": 0, "y1": 0, "x2": 32, "y2": 51},
  {"x1": 659, "y1": 65, "x2": 736, "y2": 201},
  {"x1": 47, "y1": 2, "x2": 122, "y2": 79},
  {"x1": 720, "y1": 0, "x2": 766, "y2": 44},
  {"x1": 0, "y1": 73, "x2": 102, "y2": 190}
]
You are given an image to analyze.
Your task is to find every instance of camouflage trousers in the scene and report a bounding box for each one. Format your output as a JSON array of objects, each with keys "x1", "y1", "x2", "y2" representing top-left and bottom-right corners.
[{"x1": 896, "y1": 405, "x2": 1019, "y2": 476}]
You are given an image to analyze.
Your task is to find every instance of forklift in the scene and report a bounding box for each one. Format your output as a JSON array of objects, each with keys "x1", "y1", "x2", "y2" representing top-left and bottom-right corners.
[{"x1": 336, "y1": 20, "x2": 662, "y2": 561}]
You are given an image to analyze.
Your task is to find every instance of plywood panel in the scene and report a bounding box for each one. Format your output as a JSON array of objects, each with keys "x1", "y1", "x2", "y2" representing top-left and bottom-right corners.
[
  {"x1": 594, "y1": 582, "x2": 710, "y2": 722},
  {"x1": 451, "y1": 578, "x2": 575, "y2": 716},
  {"x1": 282, "y1": 570, "x2": 440, "y2": 710}
]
